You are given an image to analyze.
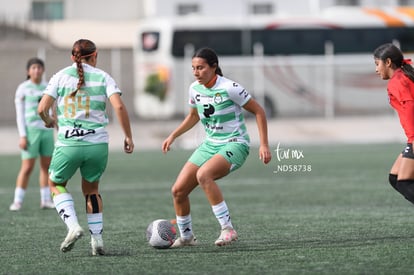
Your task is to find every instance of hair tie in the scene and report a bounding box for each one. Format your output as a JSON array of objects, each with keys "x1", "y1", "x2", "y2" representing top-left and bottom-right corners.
[
  {"x1": 402, "y1": 58, "x2": 412, "y2": 65},
  {"x1": 72, "y1": 51, "x2": 97, "y2": 59},
  {"x1": 81, "y1": 51, "x2": 97, "y2": 59}
]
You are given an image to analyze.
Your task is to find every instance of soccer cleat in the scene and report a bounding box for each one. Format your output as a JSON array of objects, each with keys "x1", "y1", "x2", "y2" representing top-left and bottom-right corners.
[
  {"x1": 171, "y1": 235, "x2": 198, "y2": 248},
  {"x1": 40, "y1": 201, "x2": 55, "y2": 209},
  {"x1": 214, "y1": 227, "x2": 238, "y2": 246},
  {"x1": 60, "y1": 224, "x2": 84, "y2": 252},
  {"x1": 9, "y1": 202, "x2": 22, "y2": 211},
  {"x1": 91, "y1": 234, "x2": 105, "y2": 256}
]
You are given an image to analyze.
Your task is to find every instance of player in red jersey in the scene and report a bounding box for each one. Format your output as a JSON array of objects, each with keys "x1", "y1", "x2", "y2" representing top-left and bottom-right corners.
[{"x1": 374, "y1": 43, "x2": 414, "y2": 203}]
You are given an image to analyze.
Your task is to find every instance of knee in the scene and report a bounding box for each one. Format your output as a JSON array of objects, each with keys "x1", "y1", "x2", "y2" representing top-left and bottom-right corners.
[
  {"x1": 40, "y1": 160, "x2": 51, "y2": 172},
  {"x1": 196, "y1": 169, "x2": 210, "y2": 188},
  {"x1": 171, "y1": 184, "x2": 187, "y2": 201},
  {"x1": 20, "y1": 168, "x2": 33, "y2": 178},
  {"x1": 20, "y1": 165, "x2": 34, "y2": 177},
  {"x1": 81, "y1": 179, "x2": 99, "y2": 194}
]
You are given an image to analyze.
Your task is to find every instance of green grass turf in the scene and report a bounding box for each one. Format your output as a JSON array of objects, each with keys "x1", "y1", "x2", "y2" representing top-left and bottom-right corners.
[{"x1": 1, "y1": 143, "x2": 414, "y2": 274}]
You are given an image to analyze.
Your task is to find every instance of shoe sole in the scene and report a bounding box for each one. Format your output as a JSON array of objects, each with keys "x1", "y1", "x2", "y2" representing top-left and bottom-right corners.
[
  {"x1": 171, "y1": 237, "x2": 198, "y2": 248},
  {"x1": 9, "y1": 204, "x2": 22, "y2": 211},
  {"x1": 61, "y1": 231, "x2": 84, "y2": 252},
  {"x1": 215, "y1": 239, "x2": 238, "y2": 246},
  {"x1": 215, "y1": 235, "x2": 238, "y2": 246}
]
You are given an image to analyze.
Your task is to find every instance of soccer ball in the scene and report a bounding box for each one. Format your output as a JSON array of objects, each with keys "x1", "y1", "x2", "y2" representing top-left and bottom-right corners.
[{"x1": 146, "y1": 219, "x2": 177, "y2": 249}]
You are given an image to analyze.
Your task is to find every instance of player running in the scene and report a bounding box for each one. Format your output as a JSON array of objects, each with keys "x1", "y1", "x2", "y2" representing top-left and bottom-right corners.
[
  {"x1": 38, "y1": 39, "x2": 134, "y2": 255},
  {"x1": 374, "y1": 43, "x2": 414, "y2": 206},
  {"x1": 10, "y1": 57, "x2": 55, "y2": 211},
  {"x1": 162, "y1": 47, "x2": 272, "y2": 247}
]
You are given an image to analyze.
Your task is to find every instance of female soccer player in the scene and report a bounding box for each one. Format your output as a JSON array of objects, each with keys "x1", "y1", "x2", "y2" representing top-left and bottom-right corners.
[
  {"x1": 374, "y1": 43, "x2": 414, "y2": 205},
  {"x1": 38, "y1": 39, "x2": 134, "y2": 255},
  {"x1": 162, "y1": 47, "x2": 272, "y2": 247},
  {"x1": 10, "y1": 58, "x2": 54, "y2": 211}
]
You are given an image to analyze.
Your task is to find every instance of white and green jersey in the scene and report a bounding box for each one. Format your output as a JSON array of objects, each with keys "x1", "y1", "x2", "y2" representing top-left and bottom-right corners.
[
  {"x1": 44, "y1": 63, "x2": 121, "y2": 146},
  {"x1": 15, "y1": 79, "x2": 50, "y2": 137},
  {"x1": 189, "y1": 75, "x2": 251, "y2": 145}
]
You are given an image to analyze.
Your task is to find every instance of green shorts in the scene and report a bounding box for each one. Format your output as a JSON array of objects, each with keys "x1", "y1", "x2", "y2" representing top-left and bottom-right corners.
[
  {"x1": 21, "y1": 128, "x2": 54, "y2": 159},
  {"x1": 189, "y1": 141, "x2": 249, "y2": 172},
  {"x1": 49, "y1": 143, "x2": 108, "y2": 184}
]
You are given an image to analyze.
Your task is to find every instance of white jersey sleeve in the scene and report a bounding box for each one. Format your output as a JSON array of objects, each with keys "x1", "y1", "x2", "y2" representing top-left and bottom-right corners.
[
  {"x1": 227, "y1": 81, "x2": 251, "y2": 107},
  {"x1": 105, "y1": 73, "x2": 122, "y2": 98},
  {"x1": 44, "y1": 69, "x2": 63, "y2": 99},
  {"x1": 188, "y1": 81, "x2": 198, "y2": 108},
  {"x1": 14, "y1": 83, "x2": 26, "y2": 137}
]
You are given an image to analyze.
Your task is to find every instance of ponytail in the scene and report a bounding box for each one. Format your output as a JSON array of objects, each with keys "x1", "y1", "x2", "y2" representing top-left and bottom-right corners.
[
  {"x1": 70, "y1": 39, "x2": 97, "y2": 96},
  {"x1": 401, "y1": 59, "x2": 414, "y2": 82},
  {"x1": 72, "y1": 45, "x2": 84, "y2": 96},
  {"x1": 215, "y1": 66, "x2": 223, "y2": 77}
]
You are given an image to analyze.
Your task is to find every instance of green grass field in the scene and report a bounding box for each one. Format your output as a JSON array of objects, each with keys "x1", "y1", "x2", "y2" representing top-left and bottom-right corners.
[{"x1": 1, "y1": 143, "x2": 414, "y2": 274}]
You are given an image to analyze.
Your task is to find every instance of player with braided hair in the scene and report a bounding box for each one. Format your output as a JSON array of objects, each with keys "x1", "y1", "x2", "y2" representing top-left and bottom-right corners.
[
  {"x1": 71, "y1": 40, "x2": 96, "y2": 96},
  {"x1": 374, "y1": 43, "x2": 414, "y2": 206},
  {"x1": 38, "y1": 39, "x2": 134, "y2": 255}
]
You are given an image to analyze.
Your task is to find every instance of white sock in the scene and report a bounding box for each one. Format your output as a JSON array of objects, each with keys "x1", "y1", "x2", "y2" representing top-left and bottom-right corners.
[
  {"x1": 87, "y1": 213, "x2": 103, "y2": 235},
  {"x1": 212, "y1": 201, "x2": 233, "y2": 229},
  {"x1": 40, "y1": 187, "x2": 52, "y2": 204},
  {"x1": 13, "y1": 187, "x2": 25, "y2": 204},
  {"x1": 53, "y1": 193, "x2": 79, "y2": 229},
  {"x1": 176, "y1": 214, "x2": 193, "y2": 240}
]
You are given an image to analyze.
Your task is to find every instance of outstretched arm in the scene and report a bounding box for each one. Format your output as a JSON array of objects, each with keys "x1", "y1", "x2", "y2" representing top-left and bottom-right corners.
[
  {"x1": 243, "y1": 98, "x2": 272, "y2": 164},
  {"x1": 162, "y1": 107, "x2": 200, "y2": 153},
  {"x1": 109, "y1": 93, "x2": 134, "y2": 154}
]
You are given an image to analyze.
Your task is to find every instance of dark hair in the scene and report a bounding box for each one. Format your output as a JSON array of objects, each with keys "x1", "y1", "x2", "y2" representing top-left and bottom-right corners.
[
  {"x1": 71, "y1": 39, "x2": 97, "y2": 95},
  {"x1": 193, "y1": 47, "x2": 223, "y2": 76},
  {"x1": 373, "y1": 43, "x2": 414, "y2": 82},
  {"x1": 26, "y1": 57, "x2": 44, "y2": 80}
]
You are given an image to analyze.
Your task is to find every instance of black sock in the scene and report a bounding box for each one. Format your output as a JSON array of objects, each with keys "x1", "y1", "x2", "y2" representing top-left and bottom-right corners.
[
  {"x1": 388, "y1": 174, "x2": 398, "y2": 191},
  {"x1": 396, "y1": 179, "x2": 414, "y2": 204}
]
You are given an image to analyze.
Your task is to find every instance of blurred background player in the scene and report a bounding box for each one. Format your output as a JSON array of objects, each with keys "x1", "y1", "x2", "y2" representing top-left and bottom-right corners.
[
  {"x1": 162, "y1": 47, "x2": 272, "y2": 247},
  {"x1": 38, "y1": 39, "x2": 134, "y2": 255},
  {"x1": 374, "y1": 43, "x2": 414, "y2": 207},
  {"x1": 10, "y1": 57, "x2": 55, "y2": 211}
]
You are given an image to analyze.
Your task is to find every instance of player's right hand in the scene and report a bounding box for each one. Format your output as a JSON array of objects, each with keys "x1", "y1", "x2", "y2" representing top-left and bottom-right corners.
[
  {"x1": 162, "y1": 136, "x2": 175, "y2": 154},
  {"x1": 44, "y1": 118, "x2": 56, "y2": 128},
  {"x1": 19, "y1": 137, "x2": 27, "y2": 150},
  {"x1": 124, "y1": 137, "x2": 134, "y2": 154}
]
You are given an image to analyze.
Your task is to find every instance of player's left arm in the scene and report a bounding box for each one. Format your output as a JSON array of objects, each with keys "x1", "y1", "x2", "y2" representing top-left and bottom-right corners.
[
  {"x1": 401, "y1": 100, "x2": 414, "y2": 143},
  {"x1": 109, "y1": 93, "x2": 134, "y2": 154},
  {"x1": 243, "y1": 98, "x2": 272, "y2": 164},
  {"x1": 228, "y1": 82, "x2": 271, "y2": 164},
  {"x1": 391, "y1": 78, "x2": 414, "y2": 142},
  {"x1": 105, "y1": 74, "x2": 134, "y2": 153}
]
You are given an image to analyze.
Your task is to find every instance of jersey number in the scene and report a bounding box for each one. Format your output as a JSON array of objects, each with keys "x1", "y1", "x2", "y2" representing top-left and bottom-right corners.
[{"x1": 64, "y1": 95, "x2": 90, "y2": 118}]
